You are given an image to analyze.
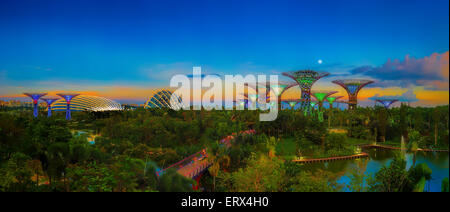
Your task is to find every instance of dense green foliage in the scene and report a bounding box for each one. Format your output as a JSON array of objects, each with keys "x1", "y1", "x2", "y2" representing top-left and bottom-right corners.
[{"x1": 0, "y1": 104, "x2": 448, "y2": 192}]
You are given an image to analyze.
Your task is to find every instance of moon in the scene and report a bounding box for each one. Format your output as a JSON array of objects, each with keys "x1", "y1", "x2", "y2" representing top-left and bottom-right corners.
[{"x1": 318, "y1": 59, "x2": 323, "y2": 64}]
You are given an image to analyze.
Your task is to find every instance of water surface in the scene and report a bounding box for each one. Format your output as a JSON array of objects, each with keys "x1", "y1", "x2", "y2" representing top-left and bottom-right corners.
[{"x1": 303, "y1": 148, "x2": 449, "y2": 192}]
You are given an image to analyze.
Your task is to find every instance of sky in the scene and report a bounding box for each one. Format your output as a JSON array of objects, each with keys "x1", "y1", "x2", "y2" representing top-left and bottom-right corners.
[{"x1": 0, "y1": 0, "x2": 448, "y2": 106}]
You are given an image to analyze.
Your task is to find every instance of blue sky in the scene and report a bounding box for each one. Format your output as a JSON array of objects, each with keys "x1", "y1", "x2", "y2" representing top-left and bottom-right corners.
[{"x1": 0, "y1": 0, "x2": 448, "y2": 104}]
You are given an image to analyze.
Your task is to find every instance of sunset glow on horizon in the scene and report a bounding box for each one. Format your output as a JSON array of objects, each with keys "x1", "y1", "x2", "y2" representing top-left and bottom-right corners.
[{"x1": 0, "y1": 0, "x2": 448, "y2": 107}]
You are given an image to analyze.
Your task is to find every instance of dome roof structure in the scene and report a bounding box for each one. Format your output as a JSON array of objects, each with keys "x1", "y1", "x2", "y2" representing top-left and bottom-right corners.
[
  {"x1": 144, "y1": 90, "x2": 183, "y2": 109},
  {"x1": 51, "y1": 95, "x2": 123, "y2": 112}
]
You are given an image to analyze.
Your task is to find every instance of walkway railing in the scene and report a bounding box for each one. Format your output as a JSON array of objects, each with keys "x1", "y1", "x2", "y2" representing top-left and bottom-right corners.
[{"x1": 156, "y1": 129, "x2": 256, "y2": 179}]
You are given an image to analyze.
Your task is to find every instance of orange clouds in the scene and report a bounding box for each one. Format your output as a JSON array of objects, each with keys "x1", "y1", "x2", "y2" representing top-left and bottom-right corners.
[{"x1": 351, "y1": 51, "x2": 449, "y2": 90}]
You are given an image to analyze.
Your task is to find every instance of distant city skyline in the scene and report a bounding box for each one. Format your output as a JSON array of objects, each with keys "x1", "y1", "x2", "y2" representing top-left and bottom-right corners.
[{"x1": 0, "y1": 0, "x2": 448, "y2": 106}]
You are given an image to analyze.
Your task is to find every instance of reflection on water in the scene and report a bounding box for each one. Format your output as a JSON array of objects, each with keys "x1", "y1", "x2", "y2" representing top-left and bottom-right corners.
[{"x1": 302, "y1": 148, "x2": 449, "y2": 192}]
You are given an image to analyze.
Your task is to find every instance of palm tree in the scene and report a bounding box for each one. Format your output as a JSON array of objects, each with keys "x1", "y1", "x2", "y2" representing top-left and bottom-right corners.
[{"x1": 207, "y1": 144, "x2": 230, "y2": 191}]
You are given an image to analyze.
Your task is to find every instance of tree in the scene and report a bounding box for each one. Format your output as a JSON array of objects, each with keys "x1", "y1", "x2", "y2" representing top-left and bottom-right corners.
[
  {"x1": 324, "y1": 133, "x2": 347, "y2": 152},
  {"x1": 46, "y1": 142, "x2": 70, "y2": 189},
  {"x1": 432, "y1": 108, "x2": 440, "y2": 146},
  {"x1": 377, "y1": 109, "x2": 388, "y2": 143},
  {"x1": 27, "y1": 159, "x2": 43, "y2": 188},
  {"x1": 399, "y1": 103, "x2": 409, "y2": 142},
  {"x1": 368, "y1": 154, "x2": 408, "y2": 192},
  {"x1": 228, "y1": 154, "x2": 285, "y2": 192},
  {"x1": 0, "y1": 152, "x2": 34, "y2": 191},
  {"x1": 289, "y1": 171, "x2": 336, "y2": 192},
  {"x1": 407, "y1": 163, "x2": 432, "y2": 192},
  {"x1": 207, "y1": 143, "x2": 231, "y2": 191},
  {"x1": 157, "y1": 168, "x2": 194, "y2": 192},
  {"x1": 442, "y1": 178, "x2": 449, "y2": 192}
]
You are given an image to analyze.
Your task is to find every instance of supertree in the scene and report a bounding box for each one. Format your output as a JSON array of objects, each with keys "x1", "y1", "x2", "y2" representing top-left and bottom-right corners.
[
  {"x1": 56, "y1": 93, "x2": 80, "y2": 120},
  {"x1": 375, "y1": 99, "x2": 399, "y2": 109},
  {"x1": 326, "y1": 96, "x2": 344, "y2": 109},
  {"x1": 309, "y1": 101, "x2": 319, "y2": 117},
  {"x1": 234, "y1": 99, "x2": 248, "y2": 109},
  {"x1": 311, "y1": 91, "x2": 338, "y2": 110},
  {"x1": 248, "y1": 94, "x2": 259, "y2": 109},
  {"x1": 41, "y1": 97, "x2": 60, "y2": 117},
  {"x1": 311, "y1": 91, "x2": 338, "y2": 122},
  {"x1": 23, "y1": 93, "x2": 47, "y2": 118},
  {"x1": 288, "y1": 101, "x2": 297, "y2": 109},
  {"x1": 284, "y1": 99, "x2": 300, "y2": 110},
  {"x1": 332, "y1": 79, "x2": 374, "y2": 110},
  {"x1": 247, "y1": 81, "x2": 297, "y2": 110},
  {"x1": 282, "y1": 70, "x2": 329, "y2": 114},
  {"x1": 326, "y1": 95, "x2": 343, "y2": 127},
  {"x1": 240, "y1": 93, "x2": 259, "y2": 109}
]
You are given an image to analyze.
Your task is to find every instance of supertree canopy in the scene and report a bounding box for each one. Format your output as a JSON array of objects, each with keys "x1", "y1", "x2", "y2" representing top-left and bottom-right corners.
[
  {"x1": 268, "y1": 81, "x2": 297, "y2": 110},
  {"x1": 249, "y1": 81, "x2": 297, "y2": 99},
  {"x1": 311, "y1": 91, "x2": 337, "y2": 122},
  {"x1": 245, "y1": 81, "x2": 298, "y2": 110},
  {"x1": 144, "y1": 90, "x2": 183, "y2": 110},
  {"x1": 56, "y1": 93, "x2": 80, "y2": 120},
  {"x1": 41, "y1": 97, "x2": 59, "y2": 117},
  {"x1": 375, "y1": 98, "x2": 399, "y2": 109},
  {"x1": 283, "y1": 99, "x2": 300, "y2": 110},
  {"x1": 23, "y1": 92, "x2": 47, "y2": 118},
  {"x1": 247, "y1": 94, "x2": 259, "y2": 103},
  {"x1": 326, "y1": 96, "x2": 344, "y2": 109},
  {"x1": 332, "y1": 79, "x2": 374, "y2": 110},
  {"x1": 282, "y1": 70, "x2": 329, "y2": 113},
  {"x1": 233, "y1": 99, "x2": 248, "y2": 109},
  {"x1": 288, "y1": 101, "x2": 297, "y2": 109},
  {"x1": 245, "y1": 83, "x2": 270, "y2": 100},
  {"x1": 311, "y1": 91, "x2": 338, "y2": 110}
]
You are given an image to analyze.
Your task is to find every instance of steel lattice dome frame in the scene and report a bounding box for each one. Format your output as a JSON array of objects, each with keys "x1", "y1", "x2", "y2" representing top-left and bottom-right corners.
[
  {"x1": 144, "y1": 90, "x2": 183, "y2": 109},
  {"x1": 51, "y1": 95, "x2": 123, "y2": 112}
]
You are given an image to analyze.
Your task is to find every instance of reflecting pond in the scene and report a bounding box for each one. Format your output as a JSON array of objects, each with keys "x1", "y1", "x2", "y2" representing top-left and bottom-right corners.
[{"x1": 302, "y1": 148, "x2": 449, "y2": 192}]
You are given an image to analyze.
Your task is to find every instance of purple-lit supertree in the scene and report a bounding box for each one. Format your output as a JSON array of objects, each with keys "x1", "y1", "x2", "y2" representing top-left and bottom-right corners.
[
  {"x1": 282, "y1": 70, "x2": 329, "y2": 114},
  {"x1": 23, "y1": 93, "x2": 47, "y2": 118},
  {"x1": 332, "y1": 79, "x2": 374, "y2": 110},
  {"x1": 56, "y1": 93, "x2": 80, "y2": 120},
  {"x1": 41, "y1": 97, "x2": 60, "y2": 117},
  {"x1": 375, "y1": 99, "x2": 399, "y2": 109}
]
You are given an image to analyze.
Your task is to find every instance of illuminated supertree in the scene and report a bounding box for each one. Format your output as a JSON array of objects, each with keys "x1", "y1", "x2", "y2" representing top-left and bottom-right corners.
[
  {"x1": 248, "y1": 94, "x2": 259, "y2": 109},
  {"x1": 41, "y1": 97, "x2": 60, "y2": 117},
  {"x1": 311, "y1": 91, "x2": 338, "y2": 122},
  {"x1": 56, "y1": 93, "x2": 80, "y2": 120},
  {"x1": 332, "y1": 79, "x2": 374, "y2": 110},
  {"x1": 247, "y1": 81, "x2": 297, "y2": 110},
  {"x1": 239, "y1": 93, "x2": 259, "y2": 109},
  {"x1": 284, "y1": 99, "x2": 300, "y2": 110},
  {"x1": 288, "y1": 101, "x2": 297, "y2": 109},
  {"x1": 309, "y1": 101, "x2": 319, "y2": 117},
  {"x1": 245, "y1": 83, "x2": 270, "y2": 100},
  {"x1": 375, "y1": 99, "x2": 399, "y2": 109},
  {"x1": 311, "y1": 91, "x2": 338, "y2": 110},
  {"x1": 23, "y1": 93, "x2": 47, "y2": 118},
  {"x1": 325, "y1": 95, "x2": 344, "y2": 127},
  {"x1": 326, "y1": 96, "x2": 344, "y2": 109},
  {"x1": 282, "y1": 70, "x2": 329, "y2": 113}
]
